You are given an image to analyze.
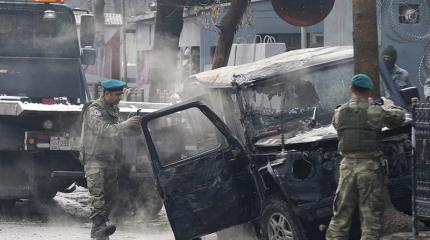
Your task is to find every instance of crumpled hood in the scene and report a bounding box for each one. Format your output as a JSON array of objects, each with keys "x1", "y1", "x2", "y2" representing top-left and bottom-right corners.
[
  {"x1": 255, "y1": 116, "x2": 412, "y2": 148},
  {"x1": 255, "y1": 125, "x2": 337, "y2": 147}
]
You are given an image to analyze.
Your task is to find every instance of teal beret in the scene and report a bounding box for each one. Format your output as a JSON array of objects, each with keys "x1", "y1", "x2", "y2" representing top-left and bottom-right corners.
[
  {"x1": 351, "y1": 74, "x2": 374, "y2": 90},
  {"x1": 100, "y1": 80, "x2": 126, "y2": 91}
]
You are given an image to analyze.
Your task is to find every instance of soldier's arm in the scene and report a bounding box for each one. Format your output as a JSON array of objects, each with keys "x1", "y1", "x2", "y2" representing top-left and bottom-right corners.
[
  {"x1": 404, "y1": 71, "x2": 412, "y2": 88},
  {"x1": 332, "y1": 107, "x2": 340, "y2": 130},
  {"x1": 86, "y1": 106, "x2": 129, "y2": 137},
  {"x1": 383, "y1": 106, "x2": 406, "y2": 129}
]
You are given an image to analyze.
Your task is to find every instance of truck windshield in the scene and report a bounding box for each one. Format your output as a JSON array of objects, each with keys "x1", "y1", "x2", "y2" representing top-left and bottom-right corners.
[
  {"x1": 0, "y1": 58, "x2": 85, "y2": 104},
  {"x1": 0, "y1": 5, "x2": 79, "y2": 58},
  {"x1": 242, "y1": 62, "x2": 354, "y2": 140},
  {"x1": 0, "y1": 4, "x2": 84, "y2": 103}
]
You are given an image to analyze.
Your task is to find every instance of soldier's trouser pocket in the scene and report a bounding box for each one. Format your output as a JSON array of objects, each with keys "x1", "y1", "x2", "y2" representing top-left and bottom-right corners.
[
  {"x1": 326, "y1": 165, "x2": 357, "y2": 240},
  {"x1": 85, "y1": 164, "x2": 108, "y2": 219},
  {"x1": 356, "y1": 169, "x2": 384, "y2": 240}
]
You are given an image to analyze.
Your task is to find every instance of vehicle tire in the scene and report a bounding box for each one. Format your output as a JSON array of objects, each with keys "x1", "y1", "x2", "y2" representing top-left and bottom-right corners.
[
  {"x1": 259, "y1": 195, "x2": 308, "y2": 240},
  {"x1": 34, "y1": 182, "x2": 58, "y2": 203},
  {"x1": 0, "y1": 200, "x2": 16, "y2": 209},
  {"x1": 140, "y1": 178, "x2": 163, "y2": 218}
]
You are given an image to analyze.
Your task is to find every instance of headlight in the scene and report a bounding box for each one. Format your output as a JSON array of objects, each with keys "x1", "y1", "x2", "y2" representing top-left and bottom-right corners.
[{"x1": 42, "y1": 120, "x2": 54, "y2": 130}]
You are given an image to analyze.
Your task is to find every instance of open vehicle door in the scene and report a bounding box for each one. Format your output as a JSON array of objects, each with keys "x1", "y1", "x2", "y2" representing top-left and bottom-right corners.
[{"x1": 140, "y1": 100, "x2": 262, "y2": 240}]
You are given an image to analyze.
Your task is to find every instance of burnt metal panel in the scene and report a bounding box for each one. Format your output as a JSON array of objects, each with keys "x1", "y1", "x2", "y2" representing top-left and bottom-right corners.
[
  {"x1": 0, "y1": 122, "x2": 24, "y2": 151},
  {"x1": 141, "y1": 100, "x2": 262, "y2": 240},
  {"x1": 271, "y1": 150, "x2": 336, "y2": 203},
  {"x1": 412, "y1": 104, "x2": 430, "y2": 236}
]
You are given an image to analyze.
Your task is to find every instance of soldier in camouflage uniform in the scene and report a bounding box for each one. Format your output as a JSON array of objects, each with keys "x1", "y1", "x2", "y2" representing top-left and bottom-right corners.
[
  {"x1": 325, "y1": 74, "x2": 406, "y2": 240},
  {"x1": 80, "y1": 80, "x2": 140, "y2": 240}
]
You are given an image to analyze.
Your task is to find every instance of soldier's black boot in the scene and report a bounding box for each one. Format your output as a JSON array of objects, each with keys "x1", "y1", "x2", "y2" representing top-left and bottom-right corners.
[{"x1": 91, "y1": 215, "x2": 116, "y2": 239}]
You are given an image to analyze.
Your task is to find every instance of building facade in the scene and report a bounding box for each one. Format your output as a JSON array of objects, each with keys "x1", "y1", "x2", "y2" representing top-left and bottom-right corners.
[
  {"x1": 324, "y1": 0, "x2": 430, "y2": 97},
  {"x1": 132, "y1": 0, "x2": 324, "y2": 93}
]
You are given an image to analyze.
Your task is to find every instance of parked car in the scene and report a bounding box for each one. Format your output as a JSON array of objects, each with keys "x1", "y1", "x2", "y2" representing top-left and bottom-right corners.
[{"x1": 140, "y1": 46, "x2": 413, "y2": 240}]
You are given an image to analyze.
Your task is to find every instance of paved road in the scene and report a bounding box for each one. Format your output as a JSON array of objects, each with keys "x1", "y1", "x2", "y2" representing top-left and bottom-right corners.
[{"x1": 0, "y1": 188, "x2": 217, "y2": 240}]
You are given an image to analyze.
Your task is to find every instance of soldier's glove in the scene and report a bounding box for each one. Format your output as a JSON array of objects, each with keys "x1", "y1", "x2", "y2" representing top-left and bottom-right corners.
[
  {"x1": 125, "y1": 116, "x2": 141, "y2": 128},
  {"x1": 369, "y1": 97, "x2": 384, "y2": 106},
  {"x1": 381, "y1": 97, "x2": 394, "y2": 108}
]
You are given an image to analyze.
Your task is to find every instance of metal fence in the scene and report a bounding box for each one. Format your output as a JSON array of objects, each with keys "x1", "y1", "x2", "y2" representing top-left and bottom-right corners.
[{"x1": 412, "y1": 103, "x2": 430, "y2": 235}]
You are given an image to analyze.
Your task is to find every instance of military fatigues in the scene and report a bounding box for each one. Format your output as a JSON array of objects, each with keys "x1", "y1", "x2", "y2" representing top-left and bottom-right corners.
[
  {"x1": 81, "y1": 98, "x2": 129, "y2": 220},
  {"x1": 326, "y1": 98, "x2": 405, "y2": 240}
]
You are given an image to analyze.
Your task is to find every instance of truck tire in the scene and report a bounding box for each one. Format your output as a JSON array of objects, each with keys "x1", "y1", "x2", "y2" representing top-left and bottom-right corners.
[
  {"x1": 33, "y1": 178, "x2": 58, "y2": 203},
  {"x1": 0, "y1": 200, "x2": 16, "y2": 209},
  {"x1": 140, "y1": 178, "x2": 163, "y2": 218},
  {"x1": 259, "y1": 195, "x2": 307, "y2": 240},
  {"x1": 34, "y1": 186, "x2": 57, "y2": 203}
]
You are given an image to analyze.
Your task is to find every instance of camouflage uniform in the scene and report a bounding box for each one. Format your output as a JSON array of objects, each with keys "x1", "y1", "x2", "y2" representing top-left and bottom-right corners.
[
  {"x1": 81, "y1": 98, "x2": 129, "y2": 220},
  {"x1": 326, "y1": 98, "x2": 405, "y2": 240}
]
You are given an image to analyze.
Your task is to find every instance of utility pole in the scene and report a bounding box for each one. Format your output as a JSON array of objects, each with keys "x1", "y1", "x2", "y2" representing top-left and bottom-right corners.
[
  {"x1": 352, "y1": 0, "x2": 380, "y2": 96},
  {"x1": 121, "y1": 0, "x2": 128, "y2": 82},
  {"x1": 301, "y1": 27, "x2": 307, "y2": 49}
]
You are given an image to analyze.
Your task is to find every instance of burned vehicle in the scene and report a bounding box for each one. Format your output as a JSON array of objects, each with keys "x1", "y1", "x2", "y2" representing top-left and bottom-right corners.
[{"x1": 140, "y1": 46, "x2": 413, "y2": 240}]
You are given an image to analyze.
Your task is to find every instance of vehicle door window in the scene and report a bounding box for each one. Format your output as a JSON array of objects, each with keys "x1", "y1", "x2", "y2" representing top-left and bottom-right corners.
[{"x1": 148, "y1": 107, "x2": 226, "y2": 167}]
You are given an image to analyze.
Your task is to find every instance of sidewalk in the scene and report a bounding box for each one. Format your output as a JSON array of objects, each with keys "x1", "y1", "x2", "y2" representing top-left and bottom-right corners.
[{"x1": 381, "y1": 232, "x2": 430, "y2": 240}]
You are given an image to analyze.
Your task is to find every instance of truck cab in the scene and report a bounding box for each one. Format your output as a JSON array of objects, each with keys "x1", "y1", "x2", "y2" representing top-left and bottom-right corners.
[
  {"x1": 0, "y1": 1, "x2": 165, "y2": 217},
  {"x1": 0, "y1": 0, "x2": 93, "y2": 203}
]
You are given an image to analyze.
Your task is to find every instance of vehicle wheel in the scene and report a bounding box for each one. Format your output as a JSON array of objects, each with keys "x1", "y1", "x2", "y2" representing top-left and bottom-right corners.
[
  {"x1": 0, "y1": 200, "x2": 16, "y2": 209},
  {"x1": 34, "y1": 183, "x2": 58, "y2": 203},
  {"x1": 141, "y1": 178, "x2": 163, "y2": 218},
  {"x1": 259, "y1": 195, "x2": 307, "y2": 240}
]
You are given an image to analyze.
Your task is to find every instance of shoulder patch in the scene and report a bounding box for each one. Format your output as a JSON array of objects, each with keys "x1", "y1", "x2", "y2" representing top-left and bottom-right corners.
[
  {"x1": 93, "y1": 109, "x2": 102, "y2": 116},
  {"x1": 89, "y1": 106, "x2": 102, "y2": 117},
  {"x1": 335, "y1": 104, "x2": 342, "y2": 109}
]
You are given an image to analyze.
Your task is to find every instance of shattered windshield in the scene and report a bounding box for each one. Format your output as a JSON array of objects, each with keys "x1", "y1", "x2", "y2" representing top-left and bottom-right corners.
[{"x1": 242, "y1": 62, "x2": 353, "y2": 140}]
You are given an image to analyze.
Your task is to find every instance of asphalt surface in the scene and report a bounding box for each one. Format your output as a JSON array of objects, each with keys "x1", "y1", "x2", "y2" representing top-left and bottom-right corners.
[{"x1": 0, "y1": 188, "x2": 217, "y2": 240}]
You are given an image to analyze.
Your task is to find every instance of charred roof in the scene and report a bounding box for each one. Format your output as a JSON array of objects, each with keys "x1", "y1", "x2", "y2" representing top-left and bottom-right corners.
[{"x1": 190, "y1": 46, "x2": 353, "y2": 88}]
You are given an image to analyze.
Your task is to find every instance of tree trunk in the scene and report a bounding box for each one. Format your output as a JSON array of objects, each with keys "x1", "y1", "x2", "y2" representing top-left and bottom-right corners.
[
  {"x1": 212, "y1": 0, "x2": 250, "y2": 70},
  {"x1": 352, "y1": 0, "x2": 380, "y2": 96},
  {"x1": 93, "y1": 0, "x2": 107, "y2": 84},
  {"x1": 148, "y1": 0, "x2": 184, "y2": 102},
  {"x1": 112, "y1": 0, "x2": 122, "y2": 14},
  {"x1": 93, "y1": 0, "x2": 105, "y2": 49}
]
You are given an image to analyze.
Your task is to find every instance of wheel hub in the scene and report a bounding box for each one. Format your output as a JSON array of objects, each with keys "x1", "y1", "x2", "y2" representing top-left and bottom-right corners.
[{"x1": 268, "y1": 213, "x2": 294, "y2": 240}]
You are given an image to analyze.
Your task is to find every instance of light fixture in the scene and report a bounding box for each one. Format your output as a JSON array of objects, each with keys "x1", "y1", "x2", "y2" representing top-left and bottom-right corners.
[{"x1": 42, "y1": 120, "x2": 54, "y2": 130}]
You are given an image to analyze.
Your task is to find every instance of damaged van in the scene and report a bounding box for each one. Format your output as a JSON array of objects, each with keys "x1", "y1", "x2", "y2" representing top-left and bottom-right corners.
[{"x1": 140, "y1": 46, "x2": 413, "y2": 240}]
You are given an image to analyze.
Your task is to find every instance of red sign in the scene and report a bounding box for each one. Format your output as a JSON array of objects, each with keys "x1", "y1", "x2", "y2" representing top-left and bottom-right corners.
[{"x1": 271, "y1": 0, "x2": 336, "y2": 26}]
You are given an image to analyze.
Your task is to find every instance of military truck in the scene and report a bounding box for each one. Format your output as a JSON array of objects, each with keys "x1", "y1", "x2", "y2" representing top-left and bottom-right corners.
[
  {"x1": 140, "y1": 46, "x2": 415, "y2": 240},
  {"x1": 0, "y1": 0, "x2": 164, "y2": 216}
]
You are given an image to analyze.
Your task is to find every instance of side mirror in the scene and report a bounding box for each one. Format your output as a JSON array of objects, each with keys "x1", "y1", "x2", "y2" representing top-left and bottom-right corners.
[
  {"x1": 81, "y1": 47, "x2": 96, "y2": 65},
  {"x1": 80, "y1": 14, "x2": 95, "y2": 48},
  {"x1": 400, "y1": 87, "x2": 420, "y2": 105}
]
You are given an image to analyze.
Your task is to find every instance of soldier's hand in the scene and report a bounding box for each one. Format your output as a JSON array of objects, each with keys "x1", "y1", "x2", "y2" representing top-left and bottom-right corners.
[
  {"x1": 381, "y1": 97, "x2": 394, "y2": 108},
  {"x1": 126, "y1": 116, "x2": 140, "y2": 127}
]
